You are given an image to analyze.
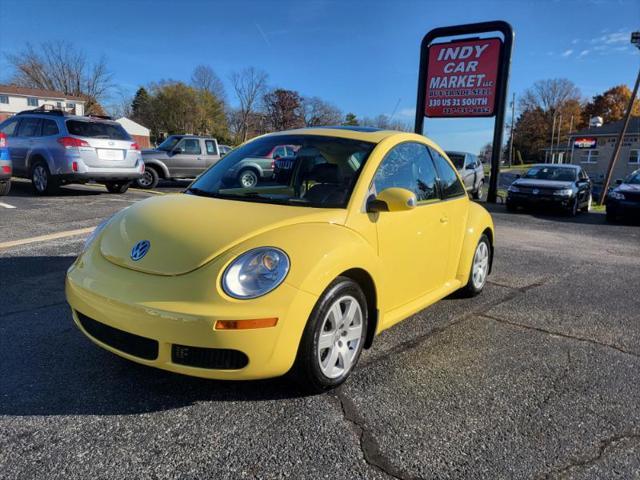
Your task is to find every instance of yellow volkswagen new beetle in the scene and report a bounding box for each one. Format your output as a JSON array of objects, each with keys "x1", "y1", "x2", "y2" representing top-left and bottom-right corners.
[{"x1": 66, "y1": 127, "x2": 494, "y2": 391}]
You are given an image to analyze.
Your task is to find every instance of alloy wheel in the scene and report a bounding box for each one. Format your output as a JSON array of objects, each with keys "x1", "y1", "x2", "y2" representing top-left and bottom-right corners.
[
  {"x1": 138, "y1": 171, "x2": 153, "y2": 188},
  {"x1": 317, "y1": 295, "x2": 363, "y2": 379},
  {"x1": 33, "y1": 165, "x2": 47, "y2": 192},
  {"x1": 471, "y1": 241, "x2": 489, "y2": 290}
]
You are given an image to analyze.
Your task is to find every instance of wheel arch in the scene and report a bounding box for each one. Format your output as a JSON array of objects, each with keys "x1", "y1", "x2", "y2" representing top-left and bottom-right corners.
[
  {"x1": 144, "y1": 159, "x2": 169, "y2": 179},
  {"x1": 455, "y1": 203, "x2": 495, "y2": 284},
  {"x1": 338, "y1": 268, "x2": 378, "y2": 349}
]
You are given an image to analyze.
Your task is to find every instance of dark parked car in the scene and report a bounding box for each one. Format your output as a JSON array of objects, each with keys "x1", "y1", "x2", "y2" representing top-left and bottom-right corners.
[
  {"x1": 606, "y1": 169, "x2": 640, "y2": 222},
  {"x1": 506, "y1": 164, "x2": 592, "y2": 216}
]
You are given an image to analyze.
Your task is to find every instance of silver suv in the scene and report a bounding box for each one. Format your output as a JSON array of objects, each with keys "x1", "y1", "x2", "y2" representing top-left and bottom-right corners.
[
  {"x1": 445, "y1": 151, "x2": 485, "y2": 200},
  {"x1": 0, "y1": 108, "x2": 144, "y2": 195}
]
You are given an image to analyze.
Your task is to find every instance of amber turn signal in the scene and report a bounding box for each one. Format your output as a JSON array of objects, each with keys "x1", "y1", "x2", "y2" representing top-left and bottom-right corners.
[{"x1": 215, "y1": 318, "x2": 278, "y2": 330}]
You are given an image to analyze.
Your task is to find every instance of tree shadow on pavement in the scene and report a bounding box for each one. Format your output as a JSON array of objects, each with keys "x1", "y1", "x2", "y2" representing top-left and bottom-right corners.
[
  {"x1": 0, "y1": 256, "x2": 309, "y2": 418},
  {"x1": 7, "y1": 179, "x2": 103, "y2": 198}
]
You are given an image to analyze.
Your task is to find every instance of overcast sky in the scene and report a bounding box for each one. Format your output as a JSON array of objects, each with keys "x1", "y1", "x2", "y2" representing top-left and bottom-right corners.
[{"x1": 1, "y1": 0, "x2": 638, "y2": 152}]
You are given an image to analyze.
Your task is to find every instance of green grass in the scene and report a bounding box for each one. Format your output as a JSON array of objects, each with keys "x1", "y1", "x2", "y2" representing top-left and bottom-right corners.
[
  {"x1": 483, "y1": 164, "x2": 529, "y2": 175},
  {"x1": 590, "y1": 204, "x2": 606, "y2": 212}
]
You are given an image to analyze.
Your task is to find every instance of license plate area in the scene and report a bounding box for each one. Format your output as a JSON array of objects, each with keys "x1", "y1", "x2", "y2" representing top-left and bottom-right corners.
[{"x1": 97, "y1": 149, "x2": 125, "y2": 161}]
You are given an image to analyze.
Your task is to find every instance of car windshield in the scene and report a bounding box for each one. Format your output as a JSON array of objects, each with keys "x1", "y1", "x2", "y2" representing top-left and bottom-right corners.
[
  {"x1": 523, "y1": 166, "x2": 577, "y2": 182},
  {"x1": 157, "y1": 136, "x2": 183, "y2": 151},
  {"x1": 66, "y1": 120, "x2": 130, "y2": 140},
  {"x1": 446, "y1": 153, "x2": 465, "y2": 169},
  {"x1": 624, "y1": 171, "x2": 640, "y2": 185},
  {"x1": 187, "y1": 134, "x2": 376, "y2": 208}
]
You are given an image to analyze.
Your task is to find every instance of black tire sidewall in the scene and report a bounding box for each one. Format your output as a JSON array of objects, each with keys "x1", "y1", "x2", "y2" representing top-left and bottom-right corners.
[
  {"x1": 136, "y1": 167, "x2": 159, "y2": 189},
  {"x1": 294, "y1": 277, "x2": 368, "y2": 392},
  {"x1": 461, "y1": 234, "x2": 491, "y2": 297},
  {"x1": 238, "y1": 169, "x2": 258, "y2": 188},
  {"x1": 106, "y1": 182, "x2": 129, "y2": 194},
  {"x1": 31, "y1": 161, "x2": 57, "y2": 195},
  {"x1": 0, "y1": 180, "x2": 10, "y2": 196}
]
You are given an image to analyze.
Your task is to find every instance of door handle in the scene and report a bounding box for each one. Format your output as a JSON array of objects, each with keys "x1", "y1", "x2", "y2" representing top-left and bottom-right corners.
[{"x1": 440, "y1": 216, "x2": 449, "y2": 224}]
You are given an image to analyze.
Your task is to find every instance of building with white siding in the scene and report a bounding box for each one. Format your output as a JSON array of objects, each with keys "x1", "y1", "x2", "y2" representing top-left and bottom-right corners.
[{"x1": 0, "y1": 84, "x2": 86, "y2": 121}]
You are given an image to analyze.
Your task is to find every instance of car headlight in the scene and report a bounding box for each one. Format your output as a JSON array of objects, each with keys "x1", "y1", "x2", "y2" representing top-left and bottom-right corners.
[
  {"x1": 82, "y1": 216, "x2": 112, "y2": 253},
  {"x1": 508, "y1": 185, "x2": 520, "y2": 193},
  {"x1": 553, "y1": 188, "x2": 573, "y2": 196},
  {"x1": 222, "y1": 247, "x2": 290, "y2": 299},
  {"x1": 609, "y1": 191, "x2": 625, "y2": 200}
]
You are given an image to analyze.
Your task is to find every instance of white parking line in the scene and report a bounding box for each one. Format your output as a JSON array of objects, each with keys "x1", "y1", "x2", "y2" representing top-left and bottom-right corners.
[
  {"x1": 0, "y1": 226, "x2": 95, "y2": 250},
  {"x1": 0, "y1": 202, "x2": 16, "y2": 209}
]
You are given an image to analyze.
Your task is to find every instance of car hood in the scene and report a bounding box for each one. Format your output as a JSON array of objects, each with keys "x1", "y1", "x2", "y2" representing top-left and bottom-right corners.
[
  {"x1": 142, "y1": 149, "x2": 170, "y2": 159},
  {"x1": 513, "y1": 179, "x2": 574, "y2": 189},
  {"x1": 617, "y1": 183, "x2": 640, "y2": 193},
  {"x1": 99, "y1": 194, "x2": 346, "y2": 276}
]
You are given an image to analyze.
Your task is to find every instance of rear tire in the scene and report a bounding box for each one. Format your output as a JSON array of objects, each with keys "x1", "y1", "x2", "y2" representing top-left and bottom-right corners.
[
  {"x1": 459, "y1": 234, "x2": 491, "y2": 298},
  {"x1": 581, "y1": 194, "x2": 592, "y2": 212},
  {"x1": 0, "y1": 180, "x2": 10, "y2": 196},
  {"x1": 567, "y1": 197, "x2": 578, "y2": 217},
  {"x1": 105, "y1": 182, "x2": 130, "y2": 194},
  {"x1": 292, "y1": 277, "x2": 368, "y2": 393},
  {"x1": 135, "y1": 166, "x2": 159, "y2": 189},
  {"x1": 238, "y1": 168, "x2": 259, "y2": 188},
  {"x1": 31, "y1": 161, "x2": 59, "y2": 195},
  {"x1": 472, "y1": 180, "x2": 484, "y2": 200}
]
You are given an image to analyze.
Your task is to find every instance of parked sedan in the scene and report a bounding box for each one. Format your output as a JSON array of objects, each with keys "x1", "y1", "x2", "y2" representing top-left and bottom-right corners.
[
  {"x1": 506, "y1": 164, "x2": 592, "y2": 216},
  {"x1": 445, "y1": 151, "x2": 485, "y2": 199},
  {"x1": 66, "y1": 127, "x2": 494, "y2": 392},
  {"x1": 606, "y1": 169, "x2": 640, "y2": 222}
]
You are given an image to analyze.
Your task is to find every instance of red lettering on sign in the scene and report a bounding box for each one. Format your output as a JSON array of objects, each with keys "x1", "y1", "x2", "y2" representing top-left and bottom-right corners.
[{"x1": 425, "y1": 37, "x2": 502, "y2": 118}]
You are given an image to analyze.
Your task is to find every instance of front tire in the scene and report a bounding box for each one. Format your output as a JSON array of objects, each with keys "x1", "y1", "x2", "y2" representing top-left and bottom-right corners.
[
  {"x1": 292, "y1": 277, "x2": 368, "y2": 393},
  {"x1": 567, "y1": 197, "x2": 579, "y2": 216},
  {"x1": 472, "y1": 180, "x2": 484, "y2": 200},
  {"x1": 135, "y1": 166, "x2": 159, "y2": 189},
  {"x1": 31, "y1": 161, "x2": 59, "y2": 195},
  {"x1": 0, "y1": 180, "x2": 10, "y2": 196},
  {"x1": 105, "y1": 182, "x2": 130, "y2": 194},
  {"x1": 459, "y1": 234, "x2": 491, "y2": 297}
]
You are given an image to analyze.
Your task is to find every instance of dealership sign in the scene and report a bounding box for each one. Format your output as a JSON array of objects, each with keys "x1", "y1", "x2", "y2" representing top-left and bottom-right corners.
[
  {"x1": 574, "y1": 137, "x2": 597, "y2": 149},
  {"x1": 425, "y1": 38, "x2": 502, "y2": 117}
]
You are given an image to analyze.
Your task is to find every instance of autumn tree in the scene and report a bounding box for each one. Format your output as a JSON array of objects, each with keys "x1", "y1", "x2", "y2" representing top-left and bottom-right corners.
[
  {"x1": 301, "y1": 97, "x2": 342, "y2": 126},
  {"x1": 230, "y1": 67, "x2": 268, "y2": 142},
  {"x1": 583, "y1": 84, "x2": 640, "y2": 124},
  {"x1": 6, "y1": 41, "x2": 112, "y2": 115},
  {"x1": 262, "y1": 88, "x2": 304, "y2": 131}
]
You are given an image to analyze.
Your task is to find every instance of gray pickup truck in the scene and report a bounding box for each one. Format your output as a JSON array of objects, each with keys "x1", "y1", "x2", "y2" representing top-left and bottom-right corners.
[{"x1": 136, "y1": 135, "x2": 221, "y2": 189}]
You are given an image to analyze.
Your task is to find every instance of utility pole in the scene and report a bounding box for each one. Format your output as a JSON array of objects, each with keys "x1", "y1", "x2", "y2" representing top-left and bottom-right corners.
[
  {"x1": 548, "y1": 113, "x2": 556, "y2": 163},
  {"x1": 599, "y1": 32, "x2": 640, "y2": 205},
  {"x1": 509, "y1": 92, "x2": 515, "y2": 167},
  {"x1": 566, "y1": 115, "x2": 574, "y2": 163},
  {"x1": 555, "y1": 114, "x2": 562, "y2": 163}
]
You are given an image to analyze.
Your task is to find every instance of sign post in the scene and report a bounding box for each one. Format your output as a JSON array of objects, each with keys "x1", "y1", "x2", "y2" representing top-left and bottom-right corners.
[{"x1": 415, "y1": 21, "x2": 514, "y2": 203}]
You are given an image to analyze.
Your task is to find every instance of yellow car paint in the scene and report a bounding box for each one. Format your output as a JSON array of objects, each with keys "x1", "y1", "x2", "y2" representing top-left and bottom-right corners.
[{"x1": 66, "y1": 128, "x2": 494, "y2": 380}]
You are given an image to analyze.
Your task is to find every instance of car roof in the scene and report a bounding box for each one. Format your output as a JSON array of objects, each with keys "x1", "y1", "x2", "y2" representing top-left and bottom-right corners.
[
  {"x1": 266, "y1": 126, "x2": 421, "y2": 144},
  {"x1": 445, "y1": 151, "x2": 473, "y2": 156},
  {"x1": 528, "y1": 163, "x2": 580, "y2": 170}
]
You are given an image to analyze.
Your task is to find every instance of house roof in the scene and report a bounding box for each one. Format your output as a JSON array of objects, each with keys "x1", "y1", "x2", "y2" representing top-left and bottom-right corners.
[
  {"x1": 0, "y1": 84, "x2": 86, "y2": 102},
  {"x1": 571, "y1": 116, "x2": 640, "y2": 137},
  {"x1": 116, "y1": 117, "x2": 150, "y2": 136}
]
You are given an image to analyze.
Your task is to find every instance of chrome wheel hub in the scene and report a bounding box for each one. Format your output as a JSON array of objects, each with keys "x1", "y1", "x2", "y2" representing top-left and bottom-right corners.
[
  {"x1": 317, "y1": 295, "x2": 363, "y2": 379},
  {"x1": 472, "y1": 241, "x2": 489, "y2": 289},
  {"x1": 240, "y1": 172, "x2": 256, "y2": 188},
  {"x1": 139, "y1": 171, "x2": 152, "y2": 187}
]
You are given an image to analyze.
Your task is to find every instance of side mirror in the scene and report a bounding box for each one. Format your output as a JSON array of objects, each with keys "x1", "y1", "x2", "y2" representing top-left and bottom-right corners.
[
  {"x1": 615, "y1": 179, "x2": 623, "y2": 185},
  {"x1": 173, "y1": 147, "x2": 184, "y2": 155},
  {"x1": 367, "y1": 188, "x2": 417, "y2": 213},
  {"x1": 515, "y1": 174, "x2": 521, "y2": 179}
]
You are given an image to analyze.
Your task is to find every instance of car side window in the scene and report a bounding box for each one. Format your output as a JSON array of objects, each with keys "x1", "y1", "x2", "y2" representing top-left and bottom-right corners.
[
  {"x1": 0, "y1": 118, "x2": 19, "y2": 136},
  {"x1": 205, "y1": 140, "x2": 217, "y2": 155},
  {"x1": 273, "y1": 146, "x2": 286, "y2": 158},
  {"x1": 178, "y1": 139, "x2": 201, "y2": 155},
  {"x1": 429, "y1": 147, "x2": 466, "y2": 199},
  {"x1": 41, "y1": 119, "x2": 59, "y2": 136},
  {"x1": 372, "y1": 142, "x2": 439, "y2": 202},
  {"x1": 16, "y1": 117, "x2": 42, "y2": 137}
]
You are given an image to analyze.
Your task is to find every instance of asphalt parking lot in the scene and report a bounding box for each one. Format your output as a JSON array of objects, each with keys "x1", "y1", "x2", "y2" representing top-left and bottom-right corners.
[{"x1": 1, "y1": 181, "x2": 639, "y2": 479}]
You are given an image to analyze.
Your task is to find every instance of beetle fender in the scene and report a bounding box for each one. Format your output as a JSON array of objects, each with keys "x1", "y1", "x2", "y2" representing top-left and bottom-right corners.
[{"x1": 455, "y1": 202, "x2": 494, "y2": 284}]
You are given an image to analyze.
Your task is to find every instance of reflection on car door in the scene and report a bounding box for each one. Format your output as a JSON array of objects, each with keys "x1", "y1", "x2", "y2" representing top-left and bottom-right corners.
[
  {"x1": 170, "y1": 138, "x2": 202, "y2": 177},
  {"x1": 14, "y1": 117, "x2": 42, "y2": 175},
  {"x1": 372, "y1": 142, "x2": 451, "y2": 317}
]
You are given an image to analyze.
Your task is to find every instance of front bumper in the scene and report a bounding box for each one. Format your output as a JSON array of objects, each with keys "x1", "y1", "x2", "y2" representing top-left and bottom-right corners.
[
  {"x1": 65, "y1": 244, "x2": 318, "y2": 380},
  {"x1": 506, "y1": 192, "x2": 573, "y2": 209},
  {"x1": 606, "y1": 198, "x2": 640, "y2": 218}
]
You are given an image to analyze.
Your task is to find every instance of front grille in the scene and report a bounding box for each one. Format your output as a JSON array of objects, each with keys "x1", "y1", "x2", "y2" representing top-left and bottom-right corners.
[
  {"x1": 172, "y1": 344, "x2": 248, "y2": 370},
  {"x1": 518, "y1": 187, "x2": 556, "y2": 196},
  {"x1": 76, "y1": 311, "x2": 159, "y2": 360}
]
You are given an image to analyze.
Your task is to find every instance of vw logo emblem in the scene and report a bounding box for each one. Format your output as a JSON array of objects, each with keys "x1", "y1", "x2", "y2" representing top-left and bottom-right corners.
[
  {"x1": 532, "y1": 188, "x2": 539, "y2": 195},
  {"x1": 130, "y1": 240, "x2": 150, "y2": 261}
]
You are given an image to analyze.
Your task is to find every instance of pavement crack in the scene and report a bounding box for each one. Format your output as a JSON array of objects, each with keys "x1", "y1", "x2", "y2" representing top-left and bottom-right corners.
[
  {"x1": 541, "y1": 432, "x2": 640, "y2": 479},
  {"x1": 481, "y1": 313, "x2": 640, "y2": 359},
  {"x1": 330, "y1": 390, "x2": 419, "y2": 480}
]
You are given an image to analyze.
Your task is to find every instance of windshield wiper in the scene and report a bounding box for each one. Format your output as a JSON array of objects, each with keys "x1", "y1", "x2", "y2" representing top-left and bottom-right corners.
[{"x1": 185, "y1": 187, "x2": 218, "y2": 197}]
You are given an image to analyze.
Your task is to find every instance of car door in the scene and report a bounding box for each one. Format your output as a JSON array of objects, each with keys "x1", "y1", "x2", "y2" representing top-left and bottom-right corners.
[
  {"x1": 372, "y1": 142, "x2": 451, "y2": 313},
  {"x1": 169, "y1": 138, "x2": 202, "y2": 177},
  {"x1": 0, "y1": 118, "x2": 21, "y2": 174},
  {"x1": 577, "y1": 168, "x2": 591, "y2": 205},
  {"x1": 429, "y1": 147, "x2": 470, "y2": 279},
  {"x1": 204, "y1": 139, "x2": 221, "y2": 168},
  {"x1": 14, "y1": 117, "x2": 42, "y2": 175}
]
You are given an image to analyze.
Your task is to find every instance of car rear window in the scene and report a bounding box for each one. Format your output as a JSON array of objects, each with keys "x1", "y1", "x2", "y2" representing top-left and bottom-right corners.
[{"x1": 66, "y1": 120, "x2": 130, "y2": 140}]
